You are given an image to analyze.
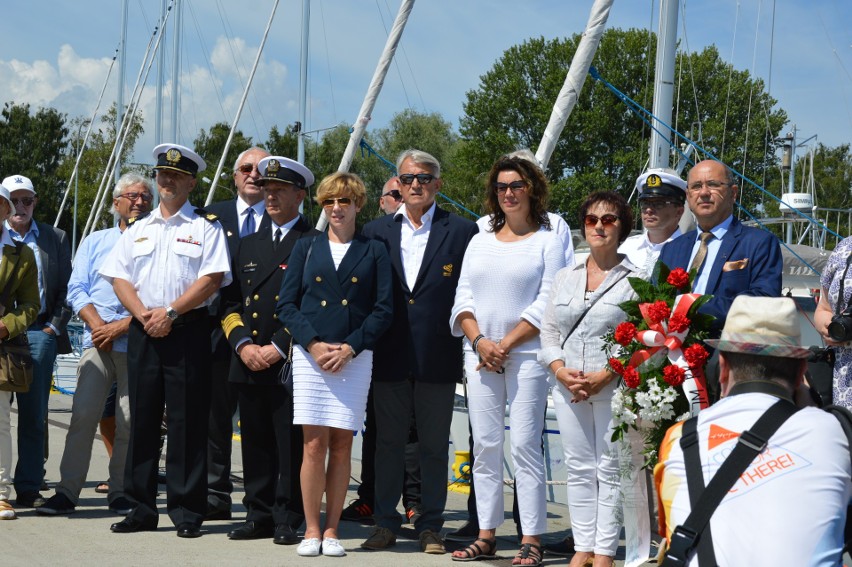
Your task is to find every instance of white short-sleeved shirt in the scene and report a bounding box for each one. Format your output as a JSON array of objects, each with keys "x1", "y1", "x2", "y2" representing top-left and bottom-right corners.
[
  {"x1": 619, "y1": 228, "x2": 682, "y2": 273},
  {"x1": 99, "y1": 200, "x2": 232, "y2": 309}
]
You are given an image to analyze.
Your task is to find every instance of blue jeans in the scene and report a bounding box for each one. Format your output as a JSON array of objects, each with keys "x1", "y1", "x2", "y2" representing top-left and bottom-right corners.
[{"x1": 14, "y1": 328, "x2": 57, "y2": 494}]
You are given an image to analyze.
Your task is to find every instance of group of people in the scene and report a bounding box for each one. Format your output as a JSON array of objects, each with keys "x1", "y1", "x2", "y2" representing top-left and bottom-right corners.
[{"x1": 0, "y1": 138, "x2": 850, "y2": 566}]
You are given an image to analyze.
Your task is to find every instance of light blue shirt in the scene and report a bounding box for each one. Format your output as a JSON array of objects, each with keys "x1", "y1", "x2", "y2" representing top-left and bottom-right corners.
[
  {"x1": 5, "y1": 220, "x2": 48, "y2": 322},
  {"x1": 689, "y1": 214, "x2": 734, "y2": 294},
  {"x1": 67, "y1": 227, "x2": 129, "y2": 352}
]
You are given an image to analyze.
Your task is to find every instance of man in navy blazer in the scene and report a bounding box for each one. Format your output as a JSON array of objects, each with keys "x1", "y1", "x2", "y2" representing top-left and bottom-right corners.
[
  {"x1": 659, "y1": 159, "x2": 782, "y2": 400},
  {"x1": 204, "y1": 146, "x2": 270, "y2": 520},
  {"x1": 360, "y1": 150, "x2": 478, "y2": 554}
]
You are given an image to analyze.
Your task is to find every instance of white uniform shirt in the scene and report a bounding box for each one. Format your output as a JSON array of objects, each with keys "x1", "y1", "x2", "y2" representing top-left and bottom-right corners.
[
  {"x1": 99, "y1": 200, "x2": 232, "y2": 308},
  {"x1": 619, "y1": 228, "x2": 682, "y2": 273},
  {"x1": 397, "y1": 201, "x2": 436, "y2": 289}
]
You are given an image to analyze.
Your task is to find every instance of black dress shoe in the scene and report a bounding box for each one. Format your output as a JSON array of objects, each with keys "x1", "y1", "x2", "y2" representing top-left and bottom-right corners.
[
  {"x1": 543, "y1": 536, "x2": 575, "y2": 557},
  {"x1": 176, "y1": 523, "x2": 202, "y2": 538},
  {"x1": 205, "y1": 507, "x2": 232, "y2": 521},
  {"x1": 228, "y1": 521, "x2": 274, "y2": 540},
  {"x1": 110, "y1": 518, "x2": 157, "y2": 533},
  {"x1": 273, "y1": 524, "x2": 299, "y2": 545}
]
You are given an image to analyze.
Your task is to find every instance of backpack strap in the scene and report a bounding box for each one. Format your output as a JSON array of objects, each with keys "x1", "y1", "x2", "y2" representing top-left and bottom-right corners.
[
  {"x1": 823, "y1": 404, "x2": 852, "y2": 555},
  {"x1": 663, "y1": 399, "x2": 799, "y2": 567}
]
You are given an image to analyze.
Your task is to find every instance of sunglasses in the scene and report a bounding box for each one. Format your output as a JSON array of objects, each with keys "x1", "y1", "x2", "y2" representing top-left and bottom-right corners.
[
  {"x1": 583, "y1": 214, "x2": 619, "y2": 227},
  {"x1": 237, "y1": 163, "x2": 258, "y2": 174},
  {"x1": 382, "y1": 189, "x2": 402, "y2": 200},
  {"x1": 118, "y1": 192, "x2": 153, "y2": 203},
  {"x1": 493, "y1": 181, "x2": 527, "y2": 194},
  {"x1": 398, "y1": 173, "x2": 435, "y2": 185},
  {"x1": 321, "y1": 197, "x2": 353, "y2": 208},
  {"x1": 11, "y1": 197, "x2": 35, "y2": 207}
]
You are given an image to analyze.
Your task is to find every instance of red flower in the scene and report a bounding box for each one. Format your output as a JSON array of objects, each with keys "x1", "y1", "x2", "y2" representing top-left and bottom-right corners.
[
  {"x1": 683, "y1": 343, "x2": 710, "y2": 369},
  {"x1": 646, "y1": 301, "x2": 671, "y2": 324},
  {"x1": 667, "y1": 268, "x2": 690, "y2": 289},
  {"x1": 614, "y1": 322, "x2": 637, "y2": 346},
  {"x1": 662, "y1": 365, "x2": 686, "y2": 387},
  {"x1": 668, "y1": 314, "x2": 691, "y2": 333},
  {"x1": 622, "y1": 366, "x2": 640, "y2": 388},
  {"x1": 608, "y1": 357, "x2": 625, "y2": 375}
]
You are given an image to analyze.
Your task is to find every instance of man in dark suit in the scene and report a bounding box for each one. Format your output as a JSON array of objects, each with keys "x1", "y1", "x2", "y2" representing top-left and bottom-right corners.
[
  {"x1": 659, "y1": 159, "x2": 782, "y2": 400},
  {"x1": 204, "y1": 146, "x2": 270, "y2": 520},
  {"x1": 360, "y1": 150, "x2": 478, "y2": 555},
  {"x1": 2, "y1": 174, "x2": 72, "y2": 508},
  {"x1": 221, "y1": 156, "x2": 317, "y2": 545}
]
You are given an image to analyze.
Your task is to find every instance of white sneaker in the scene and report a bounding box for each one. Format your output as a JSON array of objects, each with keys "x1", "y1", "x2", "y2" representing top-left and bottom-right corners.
[
  {"x1": 297, "y1": 537, "x2": 321, "y2": 557},
  {"x1": 322, "y1": 537, "x2": 346, "y2": 557}
]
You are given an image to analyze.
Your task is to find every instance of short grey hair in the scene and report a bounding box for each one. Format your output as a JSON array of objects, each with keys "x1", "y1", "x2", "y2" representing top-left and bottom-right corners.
[
  {"x1": 505, "y1": 148, "x2": 543, "y2": 171},
  {"x1": 396, "y1": 149, "x2": 441, "y2": 178},
  {"x1": 112, "y1": 172, "x2": 153, "y2": 198},
  {"x1": 232, "y1": 146, "x2": 269, "y2": 172}
]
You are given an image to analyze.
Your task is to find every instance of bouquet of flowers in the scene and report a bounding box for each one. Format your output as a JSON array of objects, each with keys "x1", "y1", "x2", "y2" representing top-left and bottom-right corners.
[{"x1": 603, "y1": 261, "x2": 714, "y2": 467}]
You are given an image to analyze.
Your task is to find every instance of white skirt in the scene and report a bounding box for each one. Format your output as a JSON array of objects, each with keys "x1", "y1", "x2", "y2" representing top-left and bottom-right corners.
[{"x1": 291, "y1": 344, "x2": 373, "y2": 431}]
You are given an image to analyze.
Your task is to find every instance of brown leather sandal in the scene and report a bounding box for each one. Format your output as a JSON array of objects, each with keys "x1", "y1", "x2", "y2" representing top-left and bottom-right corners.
[
  {"x1": 451, "y1": 537, "x2": 498, "y2": 562},
  {"x1": 512, "y1": 542, "x2": 544, "y2": 566}
]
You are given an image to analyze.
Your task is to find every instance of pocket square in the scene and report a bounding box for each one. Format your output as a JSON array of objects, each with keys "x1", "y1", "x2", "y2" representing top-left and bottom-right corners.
[{"x1": 722, "y1": 258, "x2": 749, "y2": 272}]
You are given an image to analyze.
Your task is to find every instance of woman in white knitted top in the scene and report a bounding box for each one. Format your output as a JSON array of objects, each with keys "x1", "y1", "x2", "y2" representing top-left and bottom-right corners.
[{"x1": 450, "y1": 155, "x2": 565, "y2": 565}]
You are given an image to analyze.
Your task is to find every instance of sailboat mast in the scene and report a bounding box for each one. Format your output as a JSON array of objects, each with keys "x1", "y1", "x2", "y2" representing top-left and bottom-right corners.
[
  {"x1": 648, "y1": 0, "x2": 679, "y2": 169},
  {"x1": 155, "y1": 0, "x2": 167, "y2": 145},
  {"x1": 298, "y1": 0, "x2": 309, "y2": 167},
  {"x1": 171, "y1": 0, "x2": 182, "y2": 141},
  {"x1": 116, "y1": 0, "x2": 129, "y2": 185}
]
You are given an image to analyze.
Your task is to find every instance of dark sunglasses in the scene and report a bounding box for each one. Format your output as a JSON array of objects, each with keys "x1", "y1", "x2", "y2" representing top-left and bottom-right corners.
[
  {"x1": 118, "y1": 192, "x2": 153, "y2": 203},
  {"x1": 583, "y1": 214, "x2": 619, "y2": 227},
  {"x1": 11, "y1": 197, "x2": 35, "y2": 207},
  {"x1": 493, "y1": 181, "x2": 527, "y2": 194},
  {"x1": 237, "y1": 163, "x2": 257, "y2": 174},
  {"x1": 382, "y1": 189, "x2": 402, "y2": 200},
  {"x1": 321, "y1": 197, "x2": 353, "y2": 208},
  {"x1": 398, "y1": 173, "x2": 435, "y2": 185}
]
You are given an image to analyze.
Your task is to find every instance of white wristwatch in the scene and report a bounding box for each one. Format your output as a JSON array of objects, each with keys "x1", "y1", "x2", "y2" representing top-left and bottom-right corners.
[{"x1": 165, "y1": 306, "x2": 179, "y2": 321}]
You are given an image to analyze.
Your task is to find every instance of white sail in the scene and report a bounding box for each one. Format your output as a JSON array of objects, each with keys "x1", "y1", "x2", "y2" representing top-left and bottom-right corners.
[{"x1": 535, "y1": 0, "x2": 615, "y2": 172}]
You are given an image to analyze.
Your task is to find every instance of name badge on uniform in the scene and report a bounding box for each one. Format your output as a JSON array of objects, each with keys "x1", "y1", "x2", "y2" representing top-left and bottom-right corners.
[
  {"x1": 176, "y1": 235, "x2": 201, "y2": 246},
  {"x1": 242, "y1": 261, "x2": 257, "y2": 273},
  {"x1": 134, "y1": 237, "x2": 149, "y2": 243}
]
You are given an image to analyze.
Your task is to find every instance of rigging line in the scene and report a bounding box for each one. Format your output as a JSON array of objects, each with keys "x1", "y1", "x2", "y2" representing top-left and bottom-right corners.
[
  {"x1": 759, "y1": 0, "x2": 777, "y2": 199},
  {"x1": 318, "y1": 0, "x2": 339, "y2": 122},
  {"x1": 741, "y1": 0, "x2": 765, "y2": 204},
  {"x1": 735, "y1": 203, "x2": 822, "y2": 277},
  {"x1": 639, "y1": 0, "x2": 654, "y2": 171},
  {"x1": 136, "y1": 0, "x2": 153, "y2": 30},
  {"x1": 185, "y1": 0, "x2": 228, "y2": 122},
  {"x1": 817, "y1": 10, "x2": 852, "y2": 132},
  {"x1": 720, "y1": 0, "x2": 741, "y2": 158},
  {"x1": 384, "y1": 0, "x2": 425, "y2": 110},
  {"x1": 677, "y1": 1, "x2": 704, "y2": 156},
  {"x1": 590, "y1": 67, "x2": 843, "y2": 242},
  {"x1": 378, "y1": 0, "x2": 412, "y2": 109}
]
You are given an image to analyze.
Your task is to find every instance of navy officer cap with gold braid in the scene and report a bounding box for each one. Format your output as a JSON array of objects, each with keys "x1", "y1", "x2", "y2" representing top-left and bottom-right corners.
[
  {"x1": 257, "y1": 156, "x2": 315, "y2": 189},
  {"x1": 152, "y1": 143, "x2": 206, "y2": 177}
]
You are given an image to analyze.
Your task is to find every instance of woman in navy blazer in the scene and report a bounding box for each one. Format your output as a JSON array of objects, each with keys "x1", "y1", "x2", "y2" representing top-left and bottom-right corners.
[{"x1": 276, "y1": 172, "x2": 392, "y2": 557}]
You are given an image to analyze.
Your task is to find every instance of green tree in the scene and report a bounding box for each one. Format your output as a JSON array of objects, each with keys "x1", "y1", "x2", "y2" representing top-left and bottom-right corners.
[
  {"x1": 0, "y1": 102, "x2": 69, "y2": 226},
  {"x1": 192, "y1": 122, "x2": 254, "y2": 205},
  {"x1": 265, "y1": 124, "x2": 299, "y2": 159}
]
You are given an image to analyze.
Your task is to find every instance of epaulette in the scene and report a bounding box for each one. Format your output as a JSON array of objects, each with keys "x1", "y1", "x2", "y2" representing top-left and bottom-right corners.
[
  {"x1": 195, "y1": 207, "x2": 219, "y2": 224},
  {"x1": 127, "y1": 211, "x2": 151, "y2": 225}
]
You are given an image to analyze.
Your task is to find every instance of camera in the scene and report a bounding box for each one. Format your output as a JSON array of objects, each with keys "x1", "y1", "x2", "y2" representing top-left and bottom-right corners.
[{"x1": 828, "y1": 309, "x2": 852, "y2": 342}]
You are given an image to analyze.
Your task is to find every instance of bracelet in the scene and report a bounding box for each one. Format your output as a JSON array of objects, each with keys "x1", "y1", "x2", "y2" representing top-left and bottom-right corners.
[
  {"x1": 554, "y1": 367, "x2": 568, "y2": 380},
  {"x1": 471, "y1": 334, "x2": 485, "y2": 354}
]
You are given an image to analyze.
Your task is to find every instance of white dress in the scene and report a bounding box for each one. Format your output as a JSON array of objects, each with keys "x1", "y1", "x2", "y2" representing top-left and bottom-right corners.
[{"x1": 292, "y1": 240, "x2": 373, "y2": 432}]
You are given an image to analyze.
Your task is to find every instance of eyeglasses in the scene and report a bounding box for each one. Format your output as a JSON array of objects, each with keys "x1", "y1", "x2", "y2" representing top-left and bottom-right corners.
[
  {"x1": 11, "y1": 198, "x2": 35, "y2": 207},
  {"x1": 321, "y1": 197, "x2": 353, "y2": 208},
  {"x1": 583, "y1": 214, "x2": 619, "y2": 227},
  {"x1": 237, "y1": 163, "x2": 258, "y2": 174},
  {"x1": 382, "y1": 189, "x2": 402, "y2": 200},
  {"x1": 118, "y1": 192, "x2": 153, "y2": 203},
  {"x1": 687, "y1": 180, "x2": 731, "y2": 192},
  {"x1": 493, "y1": 181, "x2": 527, "y2": 195},
  {"x1": 638, "y1": 199, "x2": 679, "y2": 209},
  {"x1": 398, "y1": 173, "x2": 435, "y2": 185}
]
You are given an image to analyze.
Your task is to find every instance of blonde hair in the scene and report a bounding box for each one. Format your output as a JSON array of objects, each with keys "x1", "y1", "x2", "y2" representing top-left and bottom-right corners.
[{"x1": 315, "y1": 172, "x2": 367, "y2": 209}]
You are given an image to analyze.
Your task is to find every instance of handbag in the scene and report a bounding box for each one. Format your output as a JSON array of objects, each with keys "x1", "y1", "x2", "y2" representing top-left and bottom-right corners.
[
  {"x1": 277, "y1": 338, "x2": 294, "y2": 395},
  {"x1": 0, "y1": 242, "x2": 34, "y2": 393}
]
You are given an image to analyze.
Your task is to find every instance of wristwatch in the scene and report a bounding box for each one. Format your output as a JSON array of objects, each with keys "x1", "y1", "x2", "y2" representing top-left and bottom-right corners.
[{"x1": 165, "y1": 306, "x2": 179, "y2": 321}]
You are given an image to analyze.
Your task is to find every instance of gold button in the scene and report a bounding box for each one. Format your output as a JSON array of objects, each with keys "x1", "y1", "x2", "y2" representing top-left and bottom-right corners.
[
  {"x1": 320, "y1": 300, "x2": 327, "y2": 307},
  {"x1": 274, "y1": 295, "x2": 279, "y2": 301},
  {"x1": 341, "y1": 299, "x2": 348, "y2": 306},
  {"x1": 253, "y1": 294, "x2": 259, "y2": 301},
  {"x1": 351, "y1": 276, "x2": 358, "y2": 283},
  {"x1": 252, "y1": 312, "x2": 258, "y2": 319},
  {"x1": 408, "y1": 298, "x2": 415, "y2": 305},
  {"x1": 252, "y1": 330, "x2": 258, "y2": 337},
  {"x1": 315, "y1": 276, "x2": 322, "y2": 282},
  {"x1": 247, "y1": 279, "x2": 252, "y2": 285}
]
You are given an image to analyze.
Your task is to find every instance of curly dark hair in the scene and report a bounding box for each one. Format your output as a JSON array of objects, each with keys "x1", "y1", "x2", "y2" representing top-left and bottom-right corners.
[
  {"x1": 485, "y1": 155, "x2": 551, "y2": 233},
  {"x1": 578, "y1": 191, "x2": 633, "y2": 243}
]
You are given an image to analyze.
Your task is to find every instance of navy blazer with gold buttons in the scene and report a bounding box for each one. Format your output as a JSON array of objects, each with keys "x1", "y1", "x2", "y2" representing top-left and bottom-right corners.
[{"x1": 275, "y1": 232, "x2": 393, "y2": 355}]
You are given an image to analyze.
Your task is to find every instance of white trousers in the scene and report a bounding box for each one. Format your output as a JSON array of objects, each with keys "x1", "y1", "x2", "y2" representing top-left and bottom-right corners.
[
  {"x1": 0, "y1": 390, "x2": 11, "y2": 501},
  {"x1": 465, "y1": 351, "x2": 548, "y2": 535},
  {"x1": 552, "y1": 383, "x2": 622, "y2": 555}
]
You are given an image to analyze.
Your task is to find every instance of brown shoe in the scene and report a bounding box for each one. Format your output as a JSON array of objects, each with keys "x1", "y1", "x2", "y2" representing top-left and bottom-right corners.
[
  {"x1": 419, "y1": 529, "x2": 445, "y2": 554},
  {"x1": 361, "y1": 526, "x2": 396, "y2": 550}
]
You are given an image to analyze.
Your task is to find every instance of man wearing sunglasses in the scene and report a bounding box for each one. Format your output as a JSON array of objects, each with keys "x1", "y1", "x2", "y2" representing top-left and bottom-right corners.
[
  {"x1": 1, "y1": 174, "x2": 73, "y2": 510},
  {"x1": 360, "y1": 149, "x2": 478, "y2": 555},
  {"x1": 39, "y1": 173, "x2": 153, "y2": 518},
  {"x1": 378, "y1": 177, "x2": 403, "y2": 216},
  {"x1": 619, "y1": 169, "x2": 686, "y2": 273},
  {"x1": 203, "y1": 146, "x2": 270, "y2": 523}
]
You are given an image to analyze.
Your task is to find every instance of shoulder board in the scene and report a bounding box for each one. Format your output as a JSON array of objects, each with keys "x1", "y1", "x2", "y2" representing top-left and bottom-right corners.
[
  {"x1": 194, "y1": 208, "x2": 219, "y2": 223},
  {"x1": 127, "y1": 212, "x2": 150, "y2": 225}
]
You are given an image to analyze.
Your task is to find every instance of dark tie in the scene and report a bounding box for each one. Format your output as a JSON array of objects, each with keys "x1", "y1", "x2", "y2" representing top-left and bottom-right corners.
[
  {"x1": 689, "y1": 231, "x2": 714, "y2": 273},
  {"x1": 273, "y1": 228, "x2": 282, "y2": 251},
  {"x1": 240, "y1": 210, "x2": 255, "y2": 238}
]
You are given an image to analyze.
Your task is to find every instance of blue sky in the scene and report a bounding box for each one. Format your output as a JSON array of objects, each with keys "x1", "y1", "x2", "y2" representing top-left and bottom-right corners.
[{"x1": 1, "y1": 0, "x2": 850, "y2": 166}]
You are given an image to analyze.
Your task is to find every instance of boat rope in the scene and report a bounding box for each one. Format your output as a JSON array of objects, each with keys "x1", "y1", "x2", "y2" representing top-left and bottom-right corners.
[{"x1": 590, "y1": 66, "x2": 841, "y2": 276}]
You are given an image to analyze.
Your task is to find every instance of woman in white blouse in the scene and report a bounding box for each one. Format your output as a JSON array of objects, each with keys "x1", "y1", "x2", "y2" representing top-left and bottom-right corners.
[
  {"x1": 450, "y1": 154, "x2": 565, "y2": 565},
  {"x1": 538, "y1": 191, "x2": 641, "y2": 567}
]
